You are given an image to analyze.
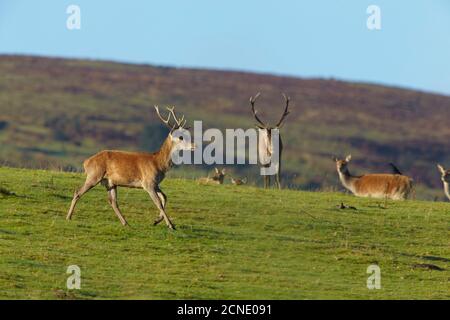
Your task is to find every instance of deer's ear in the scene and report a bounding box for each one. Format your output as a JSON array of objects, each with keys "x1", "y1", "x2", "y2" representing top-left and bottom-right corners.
[
  {"x1": 215, "y1": 167, "x2": 219, "y2": 174},
  {"x1": 332, "y1": 156, "x2": 338, "y2": 162},
  {"x1": 222, "y1": 169, "x2": 226, "y2": 174},
  {"x1": 345, "y1": 155, "x2": 352, "y2": 162},
  {"x1": 437, "y1": 164, "x2": 445, "y2": 174}
]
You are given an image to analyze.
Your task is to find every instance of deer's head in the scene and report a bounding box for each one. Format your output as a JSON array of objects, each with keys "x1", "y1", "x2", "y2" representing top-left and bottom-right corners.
[
  {"x1": 154, "y1": 105, "x2": 196, "y2": 152},
  {"x1": 249, "y1": 92, "x2": 290, "y2": 147},
  {"x1": 212, "y1": 168, "x2": 226, "y2": 184},
  {"x1": 437, "y1": 164, "x2": 450, "y2": 183},
  {"x1": 333, "y1": 155, "x2": 352, "y2": 173}
]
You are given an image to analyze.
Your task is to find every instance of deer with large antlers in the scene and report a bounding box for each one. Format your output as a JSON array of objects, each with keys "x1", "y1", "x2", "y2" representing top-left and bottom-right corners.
[
  {"x1": 250, "y1": 92, "x2": 290, "y2": 189},
  {"x1": 437, "y1": 164, "x2": 450, "y2": 201},
  {"x1": 66, "y1": 106, "x2": 195, "y2": 230}
]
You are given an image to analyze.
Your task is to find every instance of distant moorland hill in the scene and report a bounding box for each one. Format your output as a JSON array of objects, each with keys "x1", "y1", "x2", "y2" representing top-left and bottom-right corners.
[{"x1": 0, "y1": 55, "x2": 449, "y2": 199}]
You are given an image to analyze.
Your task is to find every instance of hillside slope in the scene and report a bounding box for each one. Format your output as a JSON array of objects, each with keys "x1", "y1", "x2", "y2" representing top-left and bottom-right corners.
[
  {"x1": 0, "y1": 167, "x2": 449, "y2": 299},
  {"x1": 0, "y1": 55, "x2": 449, "y2": 199}
]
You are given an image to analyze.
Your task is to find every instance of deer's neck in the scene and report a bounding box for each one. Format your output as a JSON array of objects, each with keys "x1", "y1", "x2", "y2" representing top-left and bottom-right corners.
[
  {"x1": 338, "y1": 168, "x2": 359, "y2": 193},
  {"x1": 155, "y1": 137, "x2": 174, "y2": 172},
  {"x1": 213, "y1": 175, "x2": 224, "y2": 184},
  {"x1": 443, "y1": 181, "x2": 450, "y2": 200}
]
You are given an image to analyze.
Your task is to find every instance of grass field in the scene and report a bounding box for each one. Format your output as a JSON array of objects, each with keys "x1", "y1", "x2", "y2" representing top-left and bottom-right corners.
[{"x1": 0, "y1": 166, "x2": 449, "y2": 299}]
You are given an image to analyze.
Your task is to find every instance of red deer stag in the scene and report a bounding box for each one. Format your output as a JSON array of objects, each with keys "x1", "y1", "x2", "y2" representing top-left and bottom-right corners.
[
  {"x1": 437, "y1": 164, "x2": 450, "y2": 201},
  {"x1": 66, "y1": 106, "x2": 195, "y2": 230},
  {"x1": 334, "y1": 155, "x2": 413, "y2": 200},
  {"x1": 250, "y1": 92, "x2": 290, "y2": 189}
]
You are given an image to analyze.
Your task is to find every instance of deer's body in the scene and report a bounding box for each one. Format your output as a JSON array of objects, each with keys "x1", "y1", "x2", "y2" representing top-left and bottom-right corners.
[
  {"x1": 335, "y1": 155, "x2": 413, "y2": 200},
  {"x1": 85, "y1": 149, "x2": 170, "y2": 189},
  {"x1": 231, "y1": 177, "x2": 247, "y2": 185},
  {"x1": 258, "y1": 129, "x2": 283, "y2": 178},
  {"x1": 339, "y1": 172, "x2": 413, "y2": 200},
  {"x1": 66, "y1": 106, "x2": 194, "y2": 230},
  {"x1": 437, "y1": 164, "x2": 450, "y2": 201}
]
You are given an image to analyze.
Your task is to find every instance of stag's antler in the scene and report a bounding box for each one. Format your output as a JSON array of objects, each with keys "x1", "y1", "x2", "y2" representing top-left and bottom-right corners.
[
  {"x1": 250, "y1": 92, "x2": 267, "y2": 128},
  {"x1": 154, "y1": 105, "x2": 190, "y2": 130},
  {"x1": 154, "y1": 105, "x2": 173, "y2": 128},
  {"x1": 275, "y1": 93, "x2": 290, "y2": 128},
  {"x1": 167, "y1": 106, "x2": 190, "y2": 129}
]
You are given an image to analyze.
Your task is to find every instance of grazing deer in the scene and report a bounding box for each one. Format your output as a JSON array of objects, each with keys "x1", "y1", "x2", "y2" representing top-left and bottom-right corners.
[
  {"x1": 66, "y1": 106, "x2": 195, "y2": 230},
  {"x1": 437, "y1": 164, "x2": 450, "y2": 201},
  {"x1": 250, "y1": 92, "x2": 290, "y2": 189},
  {"x1": 198, "y1": 168, "x2": 226, "y2": 185},
  {"x1": 334, "y1": 155, "x2": 413, "y2": 200},
  {"x1": 230, "y1": 176, "x2": 247, "y2": 185}
]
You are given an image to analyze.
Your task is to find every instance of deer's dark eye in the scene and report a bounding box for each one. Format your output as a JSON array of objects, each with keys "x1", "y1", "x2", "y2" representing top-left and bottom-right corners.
[{"x1": 179, "y1": 136, "x2": 184, "y2": 141}]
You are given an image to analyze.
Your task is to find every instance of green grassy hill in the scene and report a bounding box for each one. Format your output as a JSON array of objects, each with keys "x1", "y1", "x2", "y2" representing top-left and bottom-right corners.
[
  {"x1": 1, "y1": 55, "x2": 450, "y2": 199},
  {"x1": 0, "y1": 167, "x2": 448, "y2": 299}
]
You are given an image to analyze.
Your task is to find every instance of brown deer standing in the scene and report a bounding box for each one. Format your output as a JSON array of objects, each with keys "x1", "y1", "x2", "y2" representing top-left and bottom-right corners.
[
  {"x1": 66, "y1": 106, "x2": 195, "y2": 230},
  {"x1": 437, "y1": 164, "x2": 450, "y2": 201},
  {"x1": 197, "y1": 168, "x2": 226, "y2": 185},
  {"x1": 334, "y1": 155, "x2": 413, "y2": 200},
  {"x1": 250, "y1": 92, "x2": 290, "y2": 189}
]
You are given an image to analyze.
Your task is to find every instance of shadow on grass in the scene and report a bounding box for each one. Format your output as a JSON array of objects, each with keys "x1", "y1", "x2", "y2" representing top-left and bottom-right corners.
[
  {"x1": 0, "y1": 186, "x2": 18, "y2": 197},
  {"x1": 421, "y1": 255, "x2": 450, "y2": 263}
]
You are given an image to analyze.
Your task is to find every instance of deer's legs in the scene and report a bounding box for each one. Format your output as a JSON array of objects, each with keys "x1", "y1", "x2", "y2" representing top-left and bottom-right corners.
[
  {"x1": 264, "y1": 175, "x2": 270, "y2": 189},
  {"x1": 152, "y1": 187, "x2": 167, "y2": 226},
  {"x1": 144, "y1": 186, "x2": 175, "y2": 230},
  {"x1": 107, "y1": 187, "x2": 128, "y2": 226},
  {"x1": 153, "y1": 215, "x2": 165, "y2": 226},
  {"x1": 66, "y1": 177, "x2": 99, "y2": 220},
  {"x1": 156, "y1": 186, "x2": 167, "y2": 209},
  {"x1": 275, "y1": 172, "x2": 281, "y2": 190}
]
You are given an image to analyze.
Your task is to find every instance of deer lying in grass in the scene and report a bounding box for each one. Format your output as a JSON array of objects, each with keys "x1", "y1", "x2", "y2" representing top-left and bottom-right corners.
[
  {"x1": 198, "y1": 168, "x2": 226, "y2": 185},
  {"x1": 66, "y1": 106, "x2": 195, "y2": 230},
  {"x1": 334, "y1": 155, "x2": 413, "y2": 200},
  {"x1": 230, "y1": 177, "x2": 247, "y2": 185},
  {"x1": 437, "y1": 164, "x2": 450, "y2": 201}
]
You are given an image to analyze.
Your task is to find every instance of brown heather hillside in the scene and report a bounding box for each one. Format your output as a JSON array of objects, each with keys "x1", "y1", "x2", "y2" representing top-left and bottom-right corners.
[{"x1": 0, "y1": 55, "x2": 449, "y2": 199}]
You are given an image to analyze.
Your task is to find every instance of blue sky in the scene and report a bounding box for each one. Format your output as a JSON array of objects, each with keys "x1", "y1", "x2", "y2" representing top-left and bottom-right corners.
[{"x1": 1, "y1": 0, "x2": 450, "y2": 95}]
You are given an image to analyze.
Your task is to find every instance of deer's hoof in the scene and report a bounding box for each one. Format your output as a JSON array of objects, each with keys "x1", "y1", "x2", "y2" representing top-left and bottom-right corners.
[{"x1": 153, "y1": 217, "x2": 164, "y2": 226}]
